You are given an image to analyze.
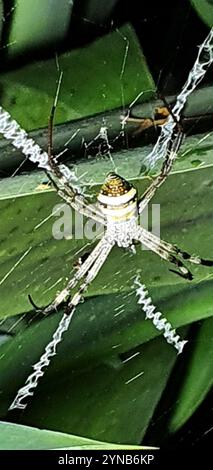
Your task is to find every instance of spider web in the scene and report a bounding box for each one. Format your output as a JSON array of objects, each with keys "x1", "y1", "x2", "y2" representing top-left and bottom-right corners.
[{"x1": 0, "y1": 6, "x2": 213, "y2": 451}]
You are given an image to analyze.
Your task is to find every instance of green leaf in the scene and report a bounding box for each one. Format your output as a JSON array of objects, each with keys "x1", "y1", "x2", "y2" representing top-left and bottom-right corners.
[
  {"x1": 190, "y1": 0, "x2": 213, "y2": 27},
  {"x1": 2, "y1": 336, "x2": 178, "y2": 445},
  {"x1": 7, "y1": 0, "x2": 73, "y2": 56},
  {"x1": 168, "y1": 316, "x2": 213, "y2": 432},
  {"x1": 0, "y1": 24, "x2": 155, "y2": 130},
  {"x1": 0, "y1": 421, "x2": 151, "y2": 450}
]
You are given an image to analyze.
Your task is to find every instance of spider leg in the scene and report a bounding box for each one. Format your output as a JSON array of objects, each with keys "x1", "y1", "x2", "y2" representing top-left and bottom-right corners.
[
  {"x1": 137, "y1": 226, "x2": 213, "y2": 268},
  {"x1": 48, "y1": 71, "x2": 63, "y2": 164},
  {"x1": 47, "y1": 170, "x2": 106, "y2": 225},
  {"x1": 124, "y1": 105, "x2": 170, "y2": 136},
  {"x1": 172, "y1": 246, "x2": 213, "y2": 268},
  {"x1": 45, "y1": 73, "x2": 106, "y2": 226},
  {"x1": 124, "y1": 116, "x2": 168, "y2": 135},
  {"x1": 135, "y1": 226, "x2": 193, "y2": 280},
  {"x1": 30, "y1": 235, "x2": 113, "y2": 316},
  {"x1": 28, "y1": 292, "x2": 64, "y2": 313},
  {"x1": 9, "y1": 237, "x2": 114, "y2": 411},
  {"x1": 0, "y1": 77, "x2": 106, "y2": 225},
  {"x1": 28, "y1": 294, "x2": 44, "y2": 312},
  {"x1": 64, "y1": 238, "x2": 114, "y2": 315},
  {"x1": 138, "y1": 128, "x2": 184, "y2": 214}
]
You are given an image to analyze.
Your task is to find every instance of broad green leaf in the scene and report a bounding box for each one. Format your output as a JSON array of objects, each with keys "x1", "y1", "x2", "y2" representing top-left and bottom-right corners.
[
  {"x1": 168, "y1": 316, "x2": 213, "y2": 432},
  {"x1": 7, "y1": 0, "x2": 72, "y2": 56},
  {"x1": 190, "y1": 0, "x2": 213, "y2": 27},
  {"x1": 0, "y1": 421, "x2": 151, "y2": 450},
  {"x1": 0, "y1": 279, "x2": 210, "y2": 413},
  {"x1": 3, "y1": 336, "x2": 178, "y2": 445},
  {"x1": 0, "y1": 24, "x2": 155, "y2": 130}
]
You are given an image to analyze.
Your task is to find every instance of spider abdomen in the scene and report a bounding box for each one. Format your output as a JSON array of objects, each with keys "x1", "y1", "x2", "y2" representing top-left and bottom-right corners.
[
  {"x1": 97, "y1": 172, "x2": 138, "y2": 223},
  {"x1": 97, "y1": 173, "x2": 139, "y2": 247}
]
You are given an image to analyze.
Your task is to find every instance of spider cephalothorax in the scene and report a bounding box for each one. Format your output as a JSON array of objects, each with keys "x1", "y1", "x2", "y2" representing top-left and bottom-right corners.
[{"x1": 99, "y1": 172, "x2": 133, "y2": 196}]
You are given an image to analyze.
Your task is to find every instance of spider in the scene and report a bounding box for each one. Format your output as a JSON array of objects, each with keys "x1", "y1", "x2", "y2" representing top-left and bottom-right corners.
[
  {"x1": 29, "y1": 125, "x2": 212, "y2": 312},
  {"x1": 25, "y1": 88, "x2": 212, "y2": 320},
  {"x1": 122, "y1": 104, "x2": 171, "y2": 135},
  {"x1": 2, "y1": 105, "x2": 213, "y2": 410},
  {"x1": 0, "y1": 27, "x2": 213, "y2": 410}
]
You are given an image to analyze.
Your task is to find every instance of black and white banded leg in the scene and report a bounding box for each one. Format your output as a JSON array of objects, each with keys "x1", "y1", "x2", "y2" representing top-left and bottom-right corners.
[
  {"x1": 9, "y1": 237, "x2": 114, "y2": 410},
  {"x1": 173, "y1": 246, "x2": 213, "y2": 268},
  {"x1": 136, "y1": 227, "x2": 213, "y2": 279},
  {"x1": 29, "y1": 235, "x2": 112, "y2": 316},
  {"x1": 138, "y1": 128, "x2": 184, "y2": 214},
  {"x1": 0, "y1": 93, "x2": 106, "y2": 226},
  {"x1": 45, "y1": 72, "x2": 107, "y2": 226}
]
